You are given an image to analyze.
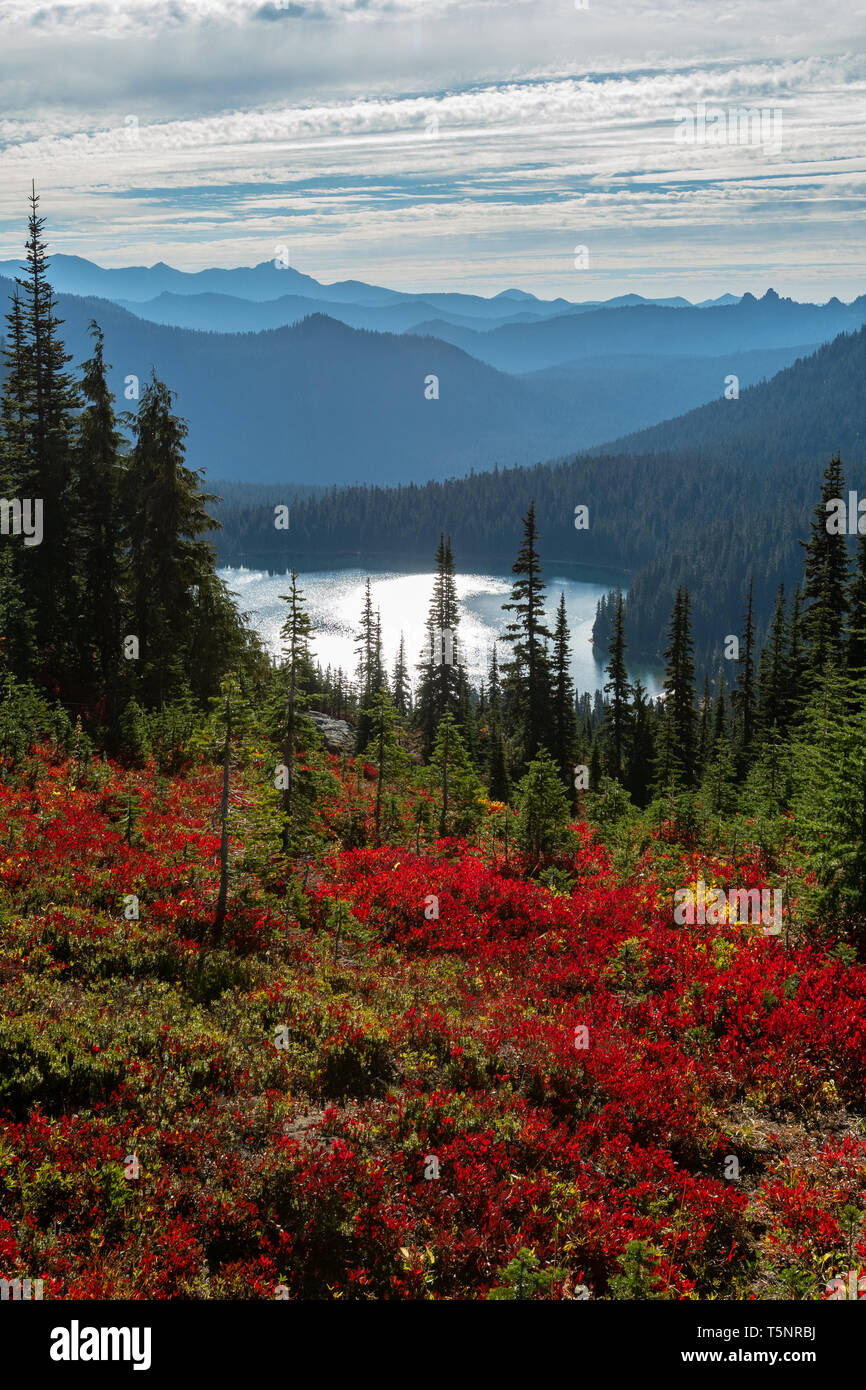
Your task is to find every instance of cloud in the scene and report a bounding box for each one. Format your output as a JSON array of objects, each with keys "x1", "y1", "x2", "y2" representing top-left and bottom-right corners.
[{"x1": 0, "y1": 1, "x2": 863, "y2": 299}]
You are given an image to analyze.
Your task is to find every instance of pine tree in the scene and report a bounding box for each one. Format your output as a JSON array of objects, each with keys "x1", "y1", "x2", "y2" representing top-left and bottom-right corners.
[
  {"x1": 626, "y1": 679, "x2": 655, "y2": 808},
  {"x1": 515, "y1": 747, "x2": 575, "y2": 865},
  {"x1": 353, "y1": 578, "x2": 380, "y2": 753},
  {"x1": 702, "y1": 732, "x2": 739, "y2": 817},
  {"x1": 757, "y1": 583, "x2": 790, "y2": 741},
  {"x1": 801, "y1": 454, "x2": 849, "y2": 679},
  {"x1": 502, "y1": 503, "x2": 552, "y2": 769},
  {"x1": 712, "y1": 678, "x2": 728, "y2": 747},
  {"x1": 791, "y1": 663, "x2": 866, "y2": 923},
  {"x1": 206, "y1": 674, "x2": 255, "y2": 942},
  {"x1": 846, "y1": 531, "x2": 866, "y2": 678},
  {"x1": 602, "y1": 590, "x2": 632, "y2": 781},
  {"x1": 392, "y1": 633, "x2": 410, "y2": 716},
  {"x1": 121, "y1": 372, "x2": 222, "y2": 708},
  {"x1": 7, "y1": 187, "x2": 80, "y2": 680},
  {"x1": 414, "y1": 535, "x2": 462, "y2": 756},
  {"x1": 654, "y1": 587, "x2": 698, "y2": 789},
  {"x1": 731, "y1": 577, "x2": 757, "y2": 772},
  {"x1": 425, "y1": 711, "x2": 483, "y2": 838},
  {"x1": 74, "y1": 321, "x2": 125, "y2": 704},
  {"x1": 276, "y1": 571, "x2": 315, "y2": 846},
  {"x1": 374, "y1": 610, "x2": 385, "y2": 693},
  {"x1": 697, "y1": 674, "x2": 712, "y2": 771},
  {"x1": 0, "y1": 292, "x2": 34, "y2": 674},
  {"x1": 485, "y1": 643, "x2": 510, "y2": 802},
  {"x1": 362, "y1": 686, "x2": 407, "y2": 843},
  {"x1": 550, "y1": 593, "x2": 577, "y2": 794}
]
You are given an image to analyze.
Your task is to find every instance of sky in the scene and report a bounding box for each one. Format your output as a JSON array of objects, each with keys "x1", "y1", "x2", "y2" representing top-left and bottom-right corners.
[{"x1": 0, "y1": 0, "x2": 864, "y2": 301}]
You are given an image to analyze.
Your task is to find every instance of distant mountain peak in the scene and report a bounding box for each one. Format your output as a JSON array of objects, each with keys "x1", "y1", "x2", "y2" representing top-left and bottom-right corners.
[{"x1": 493, "y1": 288, "x2": 536, "y2": 302}]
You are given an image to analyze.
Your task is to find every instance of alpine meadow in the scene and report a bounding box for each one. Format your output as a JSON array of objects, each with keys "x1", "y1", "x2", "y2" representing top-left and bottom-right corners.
[{"x1": 1, "y1": 0, "x2": 865, "y2": 1364}]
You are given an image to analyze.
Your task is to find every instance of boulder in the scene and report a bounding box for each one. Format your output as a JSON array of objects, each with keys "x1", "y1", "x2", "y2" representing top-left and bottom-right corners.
[{"x1": 308, "y1": 710, "x2": 356, "y2": 755}]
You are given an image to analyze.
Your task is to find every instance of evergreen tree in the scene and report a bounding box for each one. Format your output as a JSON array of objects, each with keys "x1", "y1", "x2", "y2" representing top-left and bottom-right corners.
[
  {"x1": 846, "y1": 530, "x2": 866, "y2": 678},
  {"x1": 121, "y1": 372, "x2": 222, "y2": 708},
  {"x1": 602, "y1": 590, "x2": 632, "y2": 781},
  {"x1": 354, "y1": 578, "x2": 381, "y2": 753},
  {"x1": 362, "y1": 686, "x2": 407, "y2": 843},
  {"x1": 757, "y1": 583, "x2": 790, "y2": 740},
  {"x1": 483, "y1": 642, "x2": 511, "y2": 800},
  {"x1": 7, "y1": 187, "x2": 80, "y2": 681},
  {"x1": 424, "y1": 711, "x2": 483, "y2": 838},
  {"x1": 697, "y1": 674, "x2": 711, "y2": 771},
  {"x1": 0, "y1": 292, "x2": 34, "y2": 674},
  {"x1": 74, "y1": 321, "x2": 125, "y2": 704},
  {"x1": 502, "y1": 503, "x2": 552, "y2": 768},
  {"x1": 485, "y1": 643, "x2": 510, "y2": 802},
  {"x1": 791, "y1": 662, "x2": 866, "y2": 923},
  {"x1": 626, "y1": 679, "x2": 655, "y2": 808},
  {"x1": 788, "y1": 586, "x2": 807, "y2": 689},
  {"x1": 276, "y1": 571, "x2": 315, "y2": 846},
  {"x1": 414, "y1": 535, "x2": 462, "y2": 756},
  {"x1": 731, "y1": 577, "x2": 757, "y2": 771},
  {"x1": 392, "y1": 633, "x2": 410, "y2": 716},
  {"x1": 702, "y1": 732, "x2": 739, "y2": 817},
  {"x1": 711, "y1": 678, "x2": 728, "y2": 747},
  {"x1": 801, "y1": 454, "x2": 849, "y2": 679},
  {"x1": 654, "y1": 587, "x2": 698, "y2": 789},
  {"x1": 550, "y1": 592, "x2": 577, "y2": 793},
  {"x1": 588, "y1": 736, "x2": 602, "y2": 792},
  {"x1": 515, "y1": 747, "x2": 575, "y2": 865}
]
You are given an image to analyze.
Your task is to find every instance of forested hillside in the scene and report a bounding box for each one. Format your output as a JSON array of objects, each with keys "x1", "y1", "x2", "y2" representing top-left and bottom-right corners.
[
  {"x1": 601, "y1": 328, "x2": 866, "y2": 461},
  {"x1": 211, "y1": 327, "x2": 866, "y2": 673}
]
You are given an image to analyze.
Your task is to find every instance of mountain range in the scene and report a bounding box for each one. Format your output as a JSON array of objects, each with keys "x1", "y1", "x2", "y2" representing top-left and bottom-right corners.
[{"x1": 0, "y1": 253, "x2": 861, "y2": 486}]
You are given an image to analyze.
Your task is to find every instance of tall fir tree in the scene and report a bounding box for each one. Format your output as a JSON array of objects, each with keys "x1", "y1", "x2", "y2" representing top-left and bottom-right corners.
[
  {"x1": 654, "y1": 586, "x2": 698, "y2": 789},
  {"x1": 8, "y1": 186, "x2": 80, "y2": 682},
  {"x1": 731, "y1": 577, "x2": 757, "y2": 771},
  {"x1": 757, "y1": 583, "x2": 791, "y2": 740},
  {"x1": 414, "y1": 535, "x2": 462, "y2": 756},
  {"x1": 801, "y1": 454, "x2": 849, "y2": 680},
  {"x1": 425, "y1": 710, "x2": 483, "y2": 838},
  {"x1": 276, "y1": 571, "x2": 315, "y2": 846},
  {"x1": 626, "y1": 679, "x2": 655, "y2": 808},
  {"x1": 846, "y1": 530, "x2": 866, "y2": 679},
  {"x1": 353, "y1": 578, "x2": 382, "y2": 752},
  {"x1": 121, "y1": 373, "x2": 222, "y2": 708},
  {"x1": 392, "y1": 632, "x2": 410, "y2": 716},
  {"x1": 602, "y1": 590, "x2": 632, "y2": 781},
  {"x1": 502, "y1": 503, "x2": 552, "y2": 769},
  {"x1": 697, "y1": 673, "x2": 712, "y2": 771},
  {"x1": 361, "y1": 686, "x2": 406, "y2": 844},
  {"x1": 550, "y1": 593, "x2": 577, "y2": 794},
  {"x1": 0, "y1": 291, "x2": 35, "y2": 674},
  {"x1": 485, "y1": 643, "x2": 510, "y2": 802},
  {"x1": 74, "y1": 322, "x2": 125, "y2": 705}
]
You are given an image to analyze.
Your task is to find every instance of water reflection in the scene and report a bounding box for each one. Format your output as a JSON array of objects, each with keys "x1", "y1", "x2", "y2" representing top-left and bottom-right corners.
[{"x1": 219, "y1": 565, "x2": 662, "y2": 698}]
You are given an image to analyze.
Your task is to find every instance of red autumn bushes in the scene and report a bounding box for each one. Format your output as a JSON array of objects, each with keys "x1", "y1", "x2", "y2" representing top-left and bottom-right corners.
[{"x1": 0, "y1": 746, "x2": 864, "y2": 1299}]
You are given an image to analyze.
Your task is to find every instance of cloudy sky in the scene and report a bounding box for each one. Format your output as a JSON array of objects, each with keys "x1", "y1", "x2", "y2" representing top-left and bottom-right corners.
[{"x1": 0, "y1": 0, "x2": 864, "y2": 300}]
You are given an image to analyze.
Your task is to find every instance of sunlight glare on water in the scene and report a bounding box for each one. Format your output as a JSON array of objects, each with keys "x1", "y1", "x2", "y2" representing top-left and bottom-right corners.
[{"x1": 219, "y1": 566, "x2": 662, "y2": 697}]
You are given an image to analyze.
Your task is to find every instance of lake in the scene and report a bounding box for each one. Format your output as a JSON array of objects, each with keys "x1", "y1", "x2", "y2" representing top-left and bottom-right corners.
[{"x1": 219, "y1": 563, "x2": 663, "y2": 698}]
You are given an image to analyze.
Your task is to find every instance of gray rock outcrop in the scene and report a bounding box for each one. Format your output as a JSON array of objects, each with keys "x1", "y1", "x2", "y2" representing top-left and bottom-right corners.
[{"x1": 308, "y1": 710, "x2": 356, "y2": 754}]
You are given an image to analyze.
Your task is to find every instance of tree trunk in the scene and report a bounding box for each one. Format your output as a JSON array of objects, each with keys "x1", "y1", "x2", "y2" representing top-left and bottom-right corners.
[
  {"x1": 374, "y1": 701, "x2": 385, "y2": 842},
  {"x1": 214, "y1": 692, "x2": 231, "y2": 942},
  {"x1": 439, "y1": 722, "x2": 449, "y2": 837}
]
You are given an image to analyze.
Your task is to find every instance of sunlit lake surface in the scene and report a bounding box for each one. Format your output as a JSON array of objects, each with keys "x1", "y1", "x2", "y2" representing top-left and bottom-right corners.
[{"x1": 219, "y1": 564, "x2": 663, "y2": 698}]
